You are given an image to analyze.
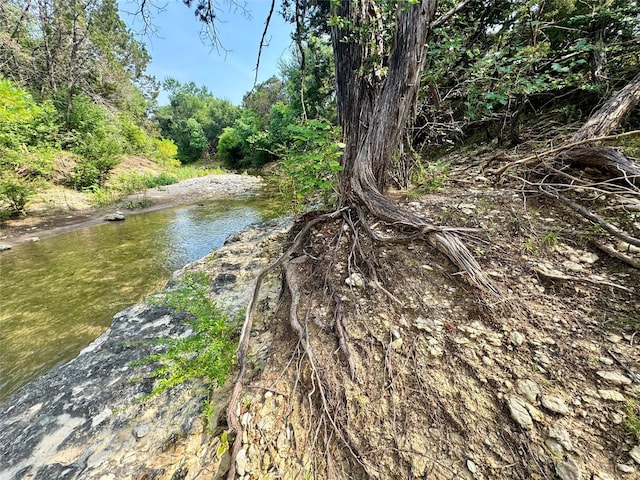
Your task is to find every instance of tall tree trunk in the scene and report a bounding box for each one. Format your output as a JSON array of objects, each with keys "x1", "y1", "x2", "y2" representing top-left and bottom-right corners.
[
  {"x1": 570, "y1": 71, "x2": 640, "y2": 143},
  {"x1": 332, "y1": 0, "x2": 436, "y2": 217}
]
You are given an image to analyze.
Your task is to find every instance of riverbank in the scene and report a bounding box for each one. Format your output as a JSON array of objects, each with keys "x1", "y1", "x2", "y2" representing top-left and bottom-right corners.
[{"x1": 0, "y1": 173, "x2": 262, "y2": 248}]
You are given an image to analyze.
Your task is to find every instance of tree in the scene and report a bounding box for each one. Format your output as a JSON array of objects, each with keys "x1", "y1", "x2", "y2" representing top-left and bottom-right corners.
[{"x1": 174, "y1": 1, "x2": 497, "y2": 478}]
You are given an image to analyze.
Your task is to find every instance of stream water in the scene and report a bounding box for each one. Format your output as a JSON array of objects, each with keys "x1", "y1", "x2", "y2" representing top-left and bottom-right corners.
[{"x1": 0, "y1": 193, "x2": 283, "y2": 403}]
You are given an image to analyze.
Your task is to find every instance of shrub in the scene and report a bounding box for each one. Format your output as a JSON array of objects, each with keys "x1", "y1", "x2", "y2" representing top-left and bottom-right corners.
[
  {"x1": 137, "y1": 273, "x2": 237, "y2": 401},
  {"x1": 152, "y1": 138, "x2": 180, "y2": 167},
  {"x1": 0, "y1": 78, "x2": 58, "y2": 148},
  {"x1": 0, "y1": 175, "x2": 34, "y2": 218}
]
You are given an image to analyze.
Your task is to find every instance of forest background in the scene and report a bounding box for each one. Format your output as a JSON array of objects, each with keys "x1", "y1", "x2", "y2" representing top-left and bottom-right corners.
[{"x1": 0, "y1": 0, "x2": 639, "y2": 219}]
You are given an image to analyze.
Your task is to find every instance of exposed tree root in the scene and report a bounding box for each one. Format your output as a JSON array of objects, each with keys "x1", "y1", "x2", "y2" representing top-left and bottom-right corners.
[{"x1": 225, "y1": 199, "x2": 502, "y2": 478}]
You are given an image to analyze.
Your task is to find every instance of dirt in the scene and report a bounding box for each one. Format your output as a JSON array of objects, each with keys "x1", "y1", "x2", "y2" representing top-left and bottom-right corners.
[
  {"x1": 216, "y1": 156, "x2": 640, "y2": 479},
  {"x1": 0, "y1": 172, "x2": 262, "y2": 247}
]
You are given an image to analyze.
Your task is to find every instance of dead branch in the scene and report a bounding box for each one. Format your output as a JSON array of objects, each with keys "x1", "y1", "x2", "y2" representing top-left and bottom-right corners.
[
  {"x1": 253, "y1": 0, "x2": 276, "y2": 87},
  {"x1": 538, "y1": 186, "x2": 640, "y2": 248},
  {"x1": 593, "y1": 242, "x2": 640, "y2": 270},
  {"x1": 493, "y1": 130, "x2": 640, "y2": 177},
  {"x1": 533, "y1": 266, "x2": 637, "y2": 296}
]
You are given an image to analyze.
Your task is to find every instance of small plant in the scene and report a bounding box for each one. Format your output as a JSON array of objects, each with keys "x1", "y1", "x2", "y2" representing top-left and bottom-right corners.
[
  {"x1": 139, "y1": 273, "x2": 237, "y2": 402},
  {"x1": 0, "y1": 175, "x2": 34, "y2": 218},
  {"x1": 411, "y1": 159, "x2": 450, "y2": 193},
  {"x1": 626, "y1": 400, "x2": 640, "y2": 442}
]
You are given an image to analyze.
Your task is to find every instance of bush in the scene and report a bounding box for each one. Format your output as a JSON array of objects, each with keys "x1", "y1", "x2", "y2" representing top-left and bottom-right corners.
[
  {"x1": 274, "y1": 119, "x2": 344, "y2": 211},
  {"x1": 0, "y1": 78, "x2": 58, "y2": 148},
  {"x1": 152, "y1": 138, "x2": 180, "y2": 167},
  {"x1": 0, "y1": 175, "x2": 34, "y2": 218},
  {"x1": 174, "y1": 118, "x2": 208, "y2": 164}
]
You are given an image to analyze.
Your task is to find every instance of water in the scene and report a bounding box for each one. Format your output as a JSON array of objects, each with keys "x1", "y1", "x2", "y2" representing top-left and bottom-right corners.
[{"x1": 0, "y1": 193, "x2": 282, "y2": 403}]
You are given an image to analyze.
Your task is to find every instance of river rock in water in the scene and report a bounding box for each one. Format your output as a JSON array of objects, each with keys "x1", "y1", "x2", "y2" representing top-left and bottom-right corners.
[{"x1": 0, "y1": 217, "x2": 291, "y2": 480}]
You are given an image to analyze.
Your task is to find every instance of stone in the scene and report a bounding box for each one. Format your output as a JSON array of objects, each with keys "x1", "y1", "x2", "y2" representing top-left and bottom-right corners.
[
  {"x1": 0, "y1": 244, "x2": 11, "y2": 251},
  {"x1": 556, "y1": 458, "x2": 582, "y2": 480},
  {"x1": 548, "y1": 424, "x2": 573, "y2": 451},
  {"x1": 598, "y1": 389, "x2": 626, "y2": 402},
  {"x1": 345, "y1": 272, "x2": 365, "y2": 288},
  {"x1": 541, "y1": 395, "x2": 569, "y2": 415},
  {"x1": 579, "y1": 252, "x2": 599, "y2": 264},
  {"x1": 617, "y1": 464, "x2": 637, "y2": 474},
  {"x1": 545, "y1": 439, "x2": 564, "y2": 456},
  {"x1": 597, "y1": 370, "x2": 632, "y2": 385},
  {"x1": 236, "y1": 448, "x2": 247, "y2": 476},
  {"x1": 508, "y1": 395, "x2": 534, "y2": 430},
  {"x1": 516, "y1": 379, "x2": 540, "y2": 403},
  {"x1": 510, "y1": 331, "x2": 525, "y2": 346},
  {"x1": 104, "y1": 211, "x2": 125, "y2": 221},
  {"x1": 525, "y1": 403, "x2": 544, "y2": 422},
  {"x1": 630, "y1": 445, "x2": 640, "y2": 465}
]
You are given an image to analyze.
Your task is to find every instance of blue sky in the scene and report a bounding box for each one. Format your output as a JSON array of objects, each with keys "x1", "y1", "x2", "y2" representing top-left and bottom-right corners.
[{"x1": 119, "y1": 1, "x2": 294, "y2": 105}]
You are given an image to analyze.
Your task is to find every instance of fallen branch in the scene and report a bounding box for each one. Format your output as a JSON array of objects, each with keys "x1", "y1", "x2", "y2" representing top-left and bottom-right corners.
[
  {"x1": 593, "y1": 242, "x2": 640, "y2": 270},
  {"x1": 538, "y1": 185, "x2": 640, "y2": 248},
  {"x1": 533, "y1": 266, "x2": 637, "y2": 296},
  {"x1": 493, "y1": 130, "x2": 640, "y2": 177}
]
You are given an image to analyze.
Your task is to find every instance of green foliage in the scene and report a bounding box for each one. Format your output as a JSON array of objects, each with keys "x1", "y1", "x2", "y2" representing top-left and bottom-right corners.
[
  {"x1": 152, "y1": 138, "x2": 180, "y2": 167},
  {"x1": 217, "y1": 110, "x2": 274, "y2": 169},
  {"x1": 117, "y1": 113, "x2": 154, "y2": 155},
  {"x1": 274, "y1": 119, "x2": 344, "y2": 211},
  {"x1": 0, "y1": 78, "x2": 58, "y2": 148},
  {"x1": 174, "y1": 118, "x2": 209, "y2": 163},
  {"x1": 141, "y1": 273, "x2": 237, "y2": 398},
  {"x1": 627, "y1": 400, "x2": 640, "y2": 442},
  {"x1": 0, "y1": 175, "x2": 34, "y2": 219}
]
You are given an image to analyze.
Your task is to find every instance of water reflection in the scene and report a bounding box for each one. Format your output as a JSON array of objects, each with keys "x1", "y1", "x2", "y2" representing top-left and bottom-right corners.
[{"x1": 0, "y1": 194, "x2": 275, "y2": 403}]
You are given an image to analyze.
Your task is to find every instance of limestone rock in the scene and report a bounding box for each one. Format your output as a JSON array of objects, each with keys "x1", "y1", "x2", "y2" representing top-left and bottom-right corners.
[
  {"x1": 510, "y1": 331, "x2": 525, "y2": 346},
  {"x1": 556, "y1": 458, "x2": 582, "y2": 480},
  {"x1": 597, "y1": 370, "x2": 632, "y2": 385},
  {"x1": 541, "y1": 395, "x2": 569, "y2": 415},
  {"x1": 630, "y1": 445, "x2": 640, "y2": 465},
  {"x1": 548, "y1": 423, "x2": 573, "y2": 451},
  {"x1": 516, "y1": 379, "x2": 540, "y2": 403},
  {"x1": 508, "y1": 395, "x2": 534, "y2": 430},
  {"x1": 598, "y1": 389, "x2": 626, "y2": 402},
  {"x1": 104, "y1": 211, "x2": 125, "y2": 221},
  {"x1": 0, "y1": 244, "x2": 11, "y2": 251}
]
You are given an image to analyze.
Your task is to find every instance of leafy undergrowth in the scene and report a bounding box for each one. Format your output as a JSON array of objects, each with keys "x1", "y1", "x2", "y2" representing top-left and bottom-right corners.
[
  {"x1": 228, "y1": 153, "x2": 640, "y2": 479},
  {"x1": 137, "y1": 273, "x2": 238, "y2": 414}
]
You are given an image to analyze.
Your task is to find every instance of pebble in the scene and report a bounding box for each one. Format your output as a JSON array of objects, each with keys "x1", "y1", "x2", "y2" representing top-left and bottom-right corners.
[
  {"x1": 597, "y1": 370, "x2": 632, "y2": 385},
  {"x1": 510, "y1": 331, "x2": 525, "y2": 346},
  {"x1": 630, "y1": 445, "x2": 640, "y2": 465},
  {"x1": 617, "y1": 463, "x2": 636, "y2": 474},
  {"x1": 606, "y1": 334, "x2": 622, "y2": 344},
  {"x1": 345, "y1": 272, "x2": 365, "y2": 288},
  {"x1": 541, "y1": 395, "x2": 569, "y2": 415},
  {"x1": 466, "y1": 459, "x2": 477, "y2": 474},
  {"x1": 598, "y1": 389, "x2": 626, "y2": 402},
  {"x1": 508, "y1": 395, "x2": 534, "y2": 430},
  {"x1": 0, "y1": 244, "x2": 11, "y2": 251},
  {"x1": 556, "y1": 458, "x2": 582, "y2": 480}
]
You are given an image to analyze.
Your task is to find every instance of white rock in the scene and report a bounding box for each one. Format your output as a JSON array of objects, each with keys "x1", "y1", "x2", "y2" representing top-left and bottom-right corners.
[
  {"x1": 579, "y1": 252, "x2": 599, "y2": 264},
  {"x1": 508, "y1": 395, "x2": 534, "y2": 430},
  {"x1": 510, "y1": 331, "x2": 525, "y2": 346},
  {"x1": 541, "y1": 395, "x2": 569, "y2": 415},
  {"x1": 345, "y1": 272, "x2": 365, "y2": 288},
  {"x1": 466, "y1": 459, "x2": 477, "y2": 474},
  {"x1": 236, "y1": 448, "x2": 248, "y2": 476},
  {"x1": 617, "y1": 463, "x2": 636, "y2": 474},
  {"x1": 630, "y1": 445, "x2": 640, "y2": 465},
  {"x1": 598, "y1": 389, "x2": 626, "y2": 402},
  {"x1": 556, "y1": 459, "x2": 582, "y2": 480},
  {"x1": 548, "y1": 423, "x2": 573, "y2": 451},
  {"x1": 597, "y1": 370, "x2": 632, "y2": 385}
]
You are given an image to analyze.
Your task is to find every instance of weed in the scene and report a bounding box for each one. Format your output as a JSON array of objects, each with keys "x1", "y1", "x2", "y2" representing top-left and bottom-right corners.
[
  {"x1": 138, "y1": 272, "x2": 237, "y2": 402},
  {"x1": 626, "y1": 400, "x2": 640, "y2": 442}
]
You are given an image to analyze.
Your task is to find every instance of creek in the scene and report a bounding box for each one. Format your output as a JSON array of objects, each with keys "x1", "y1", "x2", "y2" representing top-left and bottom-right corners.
[{"x1": 0, "y1": 192, "x2": 283, "y2": 403}]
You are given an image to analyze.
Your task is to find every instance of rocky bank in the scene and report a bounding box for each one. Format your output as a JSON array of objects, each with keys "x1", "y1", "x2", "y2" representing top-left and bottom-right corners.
[{"x1": 0, "y1": 217, "x2": 291, "y2": 480}]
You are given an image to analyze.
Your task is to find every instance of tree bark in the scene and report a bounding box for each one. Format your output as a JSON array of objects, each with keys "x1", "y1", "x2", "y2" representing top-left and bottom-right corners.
[
  {"x1": 570, "y1": 71, "x2": 640, "y2": 143},
  {"x1": 331, "y1": 0, "x2": 437, "y2": 205}
]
